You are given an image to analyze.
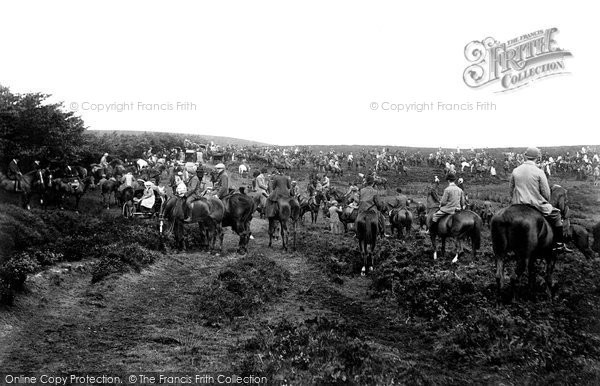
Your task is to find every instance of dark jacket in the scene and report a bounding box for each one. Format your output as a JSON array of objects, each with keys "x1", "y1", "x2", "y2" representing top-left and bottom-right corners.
[
  {"x1": 269, "y1": 175, "x2": 291, "y2": 201},
  {"x1": 8, "y1": 160, "x2": 20, "y2": 179},
  {"x1": 214, "y1": 171, "x2": 230, "y2": 199},
  {"x1": 186, "y1": 175, "x2": 203, "y2": 198},
  {"x1": 358, "y1": 185, "x2": 380, "y2": 213}
]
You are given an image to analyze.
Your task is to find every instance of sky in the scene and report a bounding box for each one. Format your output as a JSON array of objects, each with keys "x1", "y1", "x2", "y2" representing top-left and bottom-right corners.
[{"x1": 0, "y1": 1, "x2": 598, "y2": 148}]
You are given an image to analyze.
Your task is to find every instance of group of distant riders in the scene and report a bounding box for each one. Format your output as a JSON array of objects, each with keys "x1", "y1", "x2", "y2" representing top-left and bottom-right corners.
[{"x1": 4, "y1": 145, "x2": 573, "y2": 254}]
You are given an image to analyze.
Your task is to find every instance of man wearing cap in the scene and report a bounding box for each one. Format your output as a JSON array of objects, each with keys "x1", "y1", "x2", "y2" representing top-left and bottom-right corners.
[
  {"x1": 429, "y1": 173, "x2": 465, "y2": 235},
  {"x1": 509, "y1": 147, "x2": 571, "y2": 252},
  {"x1": 183, "y1": 168, "x2": 205, "y2": 222},
  {"x1": 212, "y1": 163, "x2": 230, "y2": 199},
  {"x1": 356, "y1": 175, "x2": 387, "y2": 237}
]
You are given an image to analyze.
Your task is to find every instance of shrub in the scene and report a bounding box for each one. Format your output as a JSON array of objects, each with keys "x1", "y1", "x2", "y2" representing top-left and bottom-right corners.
[
  {"x1": 0, "y1": 252, "x2": 40, "y2": 305},
  {"x1": 91, "y1": 242, "x2": 161, "y2": 283},
  {"x1": 195, "y1": 254, "x2": 289, "y2": 322}
]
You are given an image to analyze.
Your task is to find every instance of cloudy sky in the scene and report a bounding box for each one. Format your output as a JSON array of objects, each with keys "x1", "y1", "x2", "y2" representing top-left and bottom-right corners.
[{"x1": 1, "y1": 1, "x2": 597, "y2": 148}]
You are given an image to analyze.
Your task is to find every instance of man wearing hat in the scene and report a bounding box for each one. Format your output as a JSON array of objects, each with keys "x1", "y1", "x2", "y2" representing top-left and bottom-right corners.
[
  {"x1": 290, "y1": 180, "x2": 300, "y2": 200},
  {"x1": 212, "y1": 163, "x2": 229, "y2": 199},
  {"x1": 356, "y1": 175, "x2": 388, "y2": 237},
  {"x1": 100, "y1": 152, "x2": 109, "y2": 168},
  {"x1": 255, "y1": 168, "x2": 269, "y2": 198},
  {"x1": 183, "y1": 167, "x2": 205, "y2": 222},
  {"x1": 7, "y1": 156, "x2": 22, "y2": 191},
  {"x1": 509, "y1": 147, "x2": 571, "y2": 252},
  {"x1": 429, "y1": 173, "x2": 465, "y2": 235},
  {"x1": 265, "y1": 170, "x2": 291, "y2": 218}
]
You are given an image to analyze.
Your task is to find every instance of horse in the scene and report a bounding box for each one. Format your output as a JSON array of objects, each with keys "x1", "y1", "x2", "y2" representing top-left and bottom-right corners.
[
  {"x1": 339, "y1": 205, "x2": 358, "y2": 233},
  {"x1": 491, "y1": 204, "x2": 557, "y2": 299},
  {"x1": 50, "y1": 175, "x2": 95, "y2": 211},
  {"x1": 266, "y1": 196, "x2": 301, "y2": 251},
  {"x1": 101, "y1": 178, "x2": 120, "y2": 209},
  {"x1": 550, "y1": 184, "x2": 569, "y2": 219},
  {"x1": 416, "y1": 202, "x2": 427, "y2": 231},
  {"x1": 238, "y1": 164, "x2": 248, "y2": 177},
  {"x1": 389, "y1": 208, "x2": 413, "y2": 239},
  {"x1": 220, "y1": 192, "x2": 256, "y2": 254},
  {"x1": 0, "y1": 170, "x2": 41, "y2": 209},
  {"x1": 159, "y1": 194, "x2": 224, "y2": 252},
  {"x1": 245, "y1": 189, "x2": 267, "y2": 218},
  {"x1": 356, "y1": 209, "x2": 380, "y2": 275},
  {"x1": 299, "y1": 191, "x2": 325, "y2": 224},
  {"x1": 480, "y1": 201, "x2": 494, "y2": 227},
  {"x1": 426, "y1": 189, "x2": 482, "y2": 263}
]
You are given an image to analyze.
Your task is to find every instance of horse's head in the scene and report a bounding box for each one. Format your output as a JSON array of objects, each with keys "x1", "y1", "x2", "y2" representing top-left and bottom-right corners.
[{"x1": 426, "y1": 189, "x2": 440, "y2": 209}]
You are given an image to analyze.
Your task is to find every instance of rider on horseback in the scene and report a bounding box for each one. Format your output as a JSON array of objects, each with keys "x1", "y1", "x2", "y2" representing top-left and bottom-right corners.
[
  {"x1": 429, "y1": 173, "x2": 465, "y2": 235},
  {"x1": 7, "y1": 157, "x2": 22, "y2": 191},
  {"x1": 183, "y1": 168, "x2": 205, "y2": 222},
  {"x1": 509, "y1": 147, "x2": 572, "y2": 252},
  {"x1": 357, "y1": 175, "x2": 388, "y2": 237},
  {"x1": 211, "y1": 163, "x2": 229, "y2": 199},
  {"x1": 265, "y1": 171, "x2": 291, "y2": 218}
]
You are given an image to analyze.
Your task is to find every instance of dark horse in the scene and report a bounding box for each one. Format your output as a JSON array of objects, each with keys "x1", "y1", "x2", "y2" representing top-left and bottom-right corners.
[
  {"x1": 356, "y1": 208, "x2": 380, "y2": 275},
  {"x1": 426, "y1": 189, "x2": 482, "y2": 263},
  {"x1": 0, "y1": 170, "x2": 45, "y2": 209},
  {"x1": 221, "y1": 192, "x2": 256, "y2": 254},
  {"x1": 491, "y1": 204, "x2": 556, "y2": 299},
  {"x1": 299, "y1": 191, "x2": 325, "y2": 224},
  {"x1": 266, "y1": 196, "x2": 301, "y2": 251},
  {"x1": 159, "y1": 194, "x2": 224, "y2": 252},
  {"x1": 390, "y1": 208, "x2": 413, "y2": 239},
  {"x1": 49, "y1": 176, "x2": 96, "y2": 211}
]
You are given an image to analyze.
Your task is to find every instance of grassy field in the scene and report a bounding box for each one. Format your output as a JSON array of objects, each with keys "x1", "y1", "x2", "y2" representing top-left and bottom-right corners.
[{"x1": 1, "y1": 162, "x2": 600, "y2": 384}]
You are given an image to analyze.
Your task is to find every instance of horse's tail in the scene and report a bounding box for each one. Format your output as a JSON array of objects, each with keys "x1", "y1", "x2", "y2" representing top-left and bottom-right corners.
[
  {"x1": 471, "y1": 216, "x2": 482, "y2": 250},
  {"x1": 490, "y1": 213, "x2": 507, "y2": 255}
]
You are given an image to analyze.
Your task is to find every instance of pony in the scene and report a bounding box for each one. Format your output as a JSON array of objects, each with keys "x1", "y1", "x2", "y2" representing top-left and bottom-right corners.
[
  {"x1": 373, "y1": 176, "x2": 388, "y2": 190},
  {"x1": 101, "y1": 178, "x2": 120, "y2": 209},
  {"x1": 0, "y1": 170, "x2": 43, "y2": 209},
  {"x1": 299, "y1": 191, "x2": 325, "y2": 224},
  {"x1": 339, "y1": 205, "x2": 358, "y2": 233},
  {"x1": 159, "y1": 194, "x2": 224, "y2": 252},
  {"x1": 491, "y1": 204, "x2": 557, "y2": 299},
  {"x1": 50, "y1": 175, "x2": 96, "y2": 211},
  {"x1": 389, "y1": 208, "x2": 413, "y2": 239},
  {"x1": 356, "y1": 209, "x2": 380, "y2": 275},
  {"x1": 221, "y1": 192, "x2": 256, "y2": 254},
  {"x1": 426, "y1": 189, "x2": 482, "y2": 263},
  {"x1": 266, "y1": 196, "x2": 301, "y2": 251}
]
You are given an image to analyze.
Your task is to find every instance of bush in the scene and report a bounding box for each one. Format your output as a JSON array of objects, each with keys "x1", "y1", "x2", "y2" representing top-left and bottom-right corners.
[
  {"x1": 239, "y1": 317, "x2": 396, "y2": 384},
  {"x1": 195, "y1": 254, "x2": 290, "y2": 322},
  {"x1": 0, "y1": 252, "x2": 40, "y2": 305},
  {"x1": 91, "y1": 242, "x2": 161, "y2": 283}
]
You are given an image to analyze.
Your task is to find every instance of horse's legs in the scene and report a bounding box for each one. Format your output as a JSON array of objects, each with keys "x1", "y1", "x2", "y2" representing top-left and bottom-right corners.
[
  {"x1": 545, "y1": 255, "x2": 557, "y2": 299},
  {"x1": 430, "y1": 234, "x2": 438, "y2": 260},
  {"x1": 359, "y1": 240, "x2": 367, "y2": 276},
  {"x1": 268, "y1": 218, "x2": 274, "y2": 247},
  {"x1": 452, "y1": 239, "x2": 461, "y2": 263},
  {"x1": 495, "y1": 257, "x2": 505, "y2": 294},
  {"x1": 280, "y1": 220, "x2": 288, "y2": 251},
  {"x1": 441, "y1": 237, "x2": 446, "y2": 258}
]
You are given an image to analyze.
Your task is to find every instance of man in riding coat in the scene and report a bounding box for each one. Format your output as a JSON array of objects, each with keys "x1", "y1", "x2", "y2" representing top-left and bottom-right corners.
[
  {"x1": 265, "y1": 171, "x2": 291, "y2": 218},
  {"x1": 183, "y1": 168, "x2": 205, "y2": 222},
  {"x1": 429, "y1": 173, "x2": 465, "y2": 235},
  {"x1": 255, "y1": 168, "x2": 269, "y2": 198},
  {"x1": 8, "y1": 157, "x2": 22, "y2": 191},
  {"x1": 356, "y1": 175, "x2": 388, "y2": 237},
  {"x1": 509, "y1": 147, "x2": 572, "y2": 252},
  {"x1": 211, "y1": 163, "x2": 230, "y2": 199}
]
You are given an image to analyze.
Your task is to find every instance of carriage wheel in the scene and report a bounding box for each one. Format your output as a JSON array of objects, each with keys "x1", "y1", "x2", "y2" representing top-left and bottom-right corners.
[{"x1": 123, "y1": 202, "x2": 134, "y2": 218}]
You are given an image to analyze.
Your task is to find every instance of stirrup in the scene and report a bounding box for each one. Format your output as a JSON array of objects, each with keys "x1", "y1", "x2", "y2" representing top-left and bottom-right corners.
[
  {"x1": 552, "y1": 243, "x2": 573, "y2": 253},
  {"x1": 183, "y1": 217, "x2": 193, "y2": 223}
]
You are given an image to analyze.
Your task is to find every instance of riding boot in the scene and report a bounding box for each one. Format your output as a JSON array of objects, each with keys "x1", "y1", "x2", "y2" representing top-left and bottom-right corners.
[
  {"x1": 552, "y1": 226, "x2": 573, "y2": 253},
  {"x1": 429, "y1": 221, "x2": 438, "y2": 235},
  {"x1": 183, "y1": 202, "x2": 193, "y2": 223}
]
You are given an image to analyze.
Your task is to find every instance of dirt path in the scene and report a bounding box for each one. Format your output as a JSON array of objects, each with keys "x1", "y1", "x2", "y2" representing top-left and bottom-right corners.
[{"x1": 0, "y1": 217, "x2": 426, "y2": 373}]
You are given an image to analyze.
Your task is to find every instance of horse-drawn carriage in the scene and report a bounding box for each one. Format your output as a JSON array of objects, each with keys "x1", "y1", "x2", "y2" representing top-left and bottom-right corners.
[{"x1": 122, "y1": 183, "x2": 164, "y2": 219}]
